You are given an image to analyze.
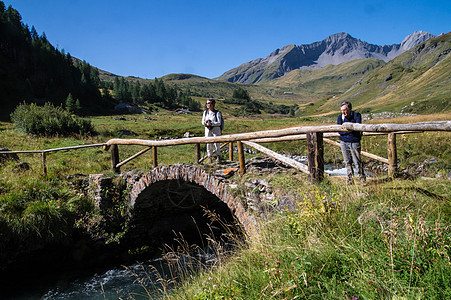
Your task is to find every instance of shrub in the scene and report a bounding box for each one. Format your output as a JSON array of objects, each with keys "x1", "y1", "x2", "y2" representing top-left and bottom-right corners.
[{"x1": 10, "y1": 102, "x2": 93, "y2": 136}]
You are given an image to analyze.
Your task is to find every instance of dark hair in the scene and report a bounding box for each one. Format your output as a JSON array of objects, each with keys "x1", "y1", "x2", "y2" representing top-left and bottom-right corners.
[
  {"x1": 340, "y1": 101, "x2": 352, "y2": 109},
  {"x1": 207, "y1": 98, "x2": 216, "y2": 105}
]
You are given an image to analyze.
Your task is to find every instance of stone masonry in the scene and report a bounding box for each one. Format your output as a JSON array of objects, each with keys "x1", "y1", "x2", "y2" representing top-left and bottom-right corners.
[{"x1": 89, "y1": 163, "x2": 260, "y2": 235}]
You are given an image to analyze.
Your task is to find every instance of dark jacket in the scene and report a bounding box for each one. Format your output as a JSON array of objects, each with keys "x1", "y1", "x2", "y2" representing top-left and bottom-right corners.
[{"x1": 337, "y1": 111, "x2": 362, "y2": 143}]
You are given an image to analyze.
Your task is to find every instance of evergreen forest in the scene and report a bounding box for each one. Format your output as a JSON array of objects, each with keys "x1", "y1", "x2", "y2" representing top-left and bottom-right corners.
[{"x1": 0, "y1": 1, "x2": 201, "y2": 120}]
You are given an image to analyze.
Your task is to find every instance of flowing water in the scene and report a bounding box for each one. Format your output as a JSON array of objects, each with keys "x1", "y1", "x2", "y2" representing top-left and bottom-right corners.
[
  {"x1": 10, "y1": 250, "x2": 218, "y2": 300},
  {"x1": 41, "y1": 258, "x2": 167, "y2": 299}
]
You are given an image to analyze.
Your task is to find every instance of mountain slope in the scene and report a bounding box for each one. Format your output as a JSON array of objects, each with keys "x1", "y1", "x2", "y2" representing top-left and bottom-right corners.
[
  {"x1": 315, "y1": 32, "x2": 451, "y2": 115},
  {"x1": 217, "y1": 31, "x2": 436, "y2": 84},
  {"x1": 265, "y1": 58, "x2": 385, "y2": 97},
  {"x1": 0, "y1": 3, "x2": 105, "y2": 119}
]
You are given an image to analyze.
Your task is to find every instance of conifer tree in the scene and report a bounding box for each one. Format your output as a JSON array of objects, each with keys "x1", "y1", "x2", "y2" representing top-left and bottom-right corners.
[
  {"x1": 75, "y1": 99, "x2": 81, "y2": 113},
  {"x1": 65, "y1": 93, "x2": 75, "y2": 112}
]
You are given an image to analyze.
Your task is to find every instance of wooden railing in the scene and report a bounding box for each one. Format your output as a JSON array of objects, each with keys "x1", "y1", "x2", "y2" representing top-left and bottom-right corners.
[
  {"x1": 1, "y1": 121, "x2": 449, "y2": 181},
  {"x1": 103, "y1": 121, "x2": 451, "y2": 182},
  {"x1": 0, "y1": 144, "x2": 106, "y2": 176}
]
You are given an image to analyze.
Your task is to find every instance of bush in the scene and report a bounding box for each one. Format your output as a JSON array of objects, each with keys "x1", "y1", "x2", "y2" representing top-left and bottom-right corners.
[
  {"x1": 10, "y1": 102, "x2": 94, "y2": 136},
  {"x1": 232, "y1": 87, "x2": 250, "y2": 100}
]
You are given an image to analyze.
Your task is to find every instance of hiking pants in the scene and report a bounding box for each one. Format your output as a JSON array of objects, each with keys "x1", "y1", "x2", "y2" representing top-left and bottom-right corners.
[
  {"x1": 340, "y1": 141, "x2": 365, "y2": 180},
  {"x1": 205, "y1": 126, "x2": 221, "y2": 158}
]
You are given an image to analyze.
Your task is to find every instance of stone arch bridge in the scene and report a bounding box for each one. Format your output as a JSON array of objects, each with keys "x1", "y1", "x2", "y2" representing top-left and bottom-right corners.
[{"x1": 88, "y1": 163, "x2": 278, "y2": 243}]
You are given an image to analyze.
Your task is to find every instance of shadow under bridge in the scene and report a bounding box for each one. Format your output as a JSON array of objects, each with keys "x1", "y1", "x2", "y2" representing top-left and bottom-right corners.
[{"x1": 125, "y1": 164, "x2": 255, "y2": 251}]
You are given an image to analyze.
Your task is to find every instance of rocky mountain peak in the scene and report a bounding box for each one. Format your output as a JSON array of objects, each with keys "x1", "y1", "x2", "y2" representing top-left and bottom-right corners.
[
  {"x1": 324, "y1": 32, "x2": 353, "y2": 43},
  {"x1": 401, "y1": 30, "x2": 437, "y2": 50},
  {"x1": 217, "y1": 31, "x2": 436, "y2": 84}
]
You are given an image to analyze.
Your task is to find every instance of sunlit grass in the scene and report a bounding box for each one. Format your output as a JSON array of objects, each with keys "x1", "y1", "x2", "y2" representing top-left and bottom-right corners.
[{"x1": 166, "y1": 175, "x2": 451, "y2": 299}]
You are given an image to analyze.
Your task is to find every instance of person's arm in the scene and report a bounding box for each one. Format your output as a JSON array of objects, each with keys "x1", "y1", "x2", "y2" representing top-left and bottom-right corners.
[
  {"x1": 337, "y1": 114, "x2": 343, "y2": 125},
  {"x1": 201, "y1": 111, "x2": 206, "y2": 126}
]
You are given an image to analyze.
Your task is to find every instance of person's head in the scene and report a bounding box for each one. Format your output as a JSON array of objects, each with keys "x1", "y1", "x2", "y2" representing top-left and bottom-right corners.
[
  {"x1": 340, "y1": 101, "x2": 352, "y2": 117},
  {"x1": 206, "y1": 98, "x2": 216, "y2": 110}
]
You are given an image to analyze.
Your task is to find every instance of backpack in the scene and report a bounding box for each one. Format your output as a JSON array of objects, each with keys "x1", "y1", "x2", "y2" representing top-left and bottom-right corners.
[
  {"x1": 217, "y1": 110, "x2": 224, "y2": 131},
  {"x1": 204, "y1": 110, "x2": 224, "y2": 131}
]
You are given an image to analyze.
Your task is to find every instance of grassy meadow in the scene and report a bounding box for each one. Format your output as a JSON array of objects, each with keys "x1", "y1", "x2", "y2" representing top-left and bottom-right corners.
[{"x1": 0, "y1": 108, "x2": 450, "y2": 299}]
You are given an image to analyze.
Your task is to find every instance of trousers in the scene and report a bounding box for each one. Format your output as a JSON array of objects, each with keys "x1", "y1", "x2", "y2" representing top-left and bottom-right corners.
[
  {"x1": 205, "y1": 126, "x2": 221, "y2": 157},
  {"x1": 340, "y1": 141, "x2": 365, "y2": 180}
]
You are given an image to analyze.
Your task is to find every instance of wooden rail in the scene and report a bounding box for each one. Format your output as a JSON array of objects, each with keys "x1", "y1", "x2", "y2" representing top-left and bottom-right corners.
[
  {"x1": 0, "y1": 143, "x2": 106, "y2": 154},
  {"x1": 248, "y1": 131, "x2": 421, "y2": 143},
  {"x1": 104, "y1": 122, "x2": 450, "y2": 148},
  {"x1": 0, "y1": 144, "x2": 106, "y2": 176},
  {"x1": 323, "y1": 138, "x2": 389, "y2": 164},
  {"x1": 242, "y1": 140, "x2": 310, "y2": 174}
]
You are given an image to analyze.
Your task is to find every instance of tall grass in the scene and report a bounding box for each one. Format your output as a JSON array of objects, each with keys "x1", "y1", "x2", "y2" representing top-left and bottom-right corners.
[
  {"x1": 167, "y1": 175, "x2": 450, "y2": 299},
  {"x1": 0, "y1": 170, "x2": 93, "y2": 264}
]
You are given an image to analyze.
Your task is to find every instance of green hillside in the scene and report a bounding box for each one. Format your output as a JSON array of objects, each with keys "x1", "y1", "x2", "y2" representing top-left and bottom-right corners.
[
  {"x1": 100, "y1": 72, "x2": 314, "y2": 106},
  {"x1": 266, "y1": 58, "x2": 384, "y2": 97},
  {"x1": 103, "y1": 58, "x2": 385, "y2": 111},
  {"x1": 0, "y1": 3, "x2": 109, "y2": 120}
]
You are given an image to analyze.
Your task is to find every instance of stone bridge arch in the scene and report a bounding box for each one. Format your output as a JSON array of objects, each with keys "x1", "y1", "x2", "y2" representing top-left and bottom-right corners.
[{"x1": 126, "y1": 163, "x2": 257, "y2": 235}]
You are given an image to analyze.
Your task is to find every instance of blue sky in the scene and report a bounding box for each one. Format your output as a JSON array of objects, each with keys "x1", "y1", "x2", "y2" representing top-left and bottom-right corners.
[{"x1": 4, "y1": 0, "x2": 450, "y2": 79}]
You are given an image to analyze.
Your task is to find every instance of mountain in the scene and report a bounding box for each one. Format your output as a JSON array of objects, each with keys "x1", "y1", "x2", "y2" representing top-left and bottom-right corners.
[
  {"x1": 312, "y1": 32, "x2": 451, "y2": 115},
  {"x1": 217, "y1": 31, "x2": 436, "y2": 84}
]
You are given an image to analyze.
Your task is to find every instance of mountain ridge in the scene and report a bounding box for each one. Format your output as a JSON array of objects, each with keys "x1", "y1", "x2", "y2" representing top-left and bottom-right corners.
[{"x1": 217, "y1": 31, "x2": 437, "y2": 84}]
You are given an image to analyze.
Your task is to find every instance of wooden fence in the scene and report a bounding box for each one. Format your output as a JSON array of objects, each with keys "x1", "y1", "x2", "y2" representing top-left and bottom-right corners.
[
  {"x1": 1, "y1": 121, "x2": 450, "y2": 181},
  {"x1": 0, "y1": 144, "x2": 106, "y2": 176},
  {"x1": 103, "y1": 121, "x2": 451, "y2": 182}
]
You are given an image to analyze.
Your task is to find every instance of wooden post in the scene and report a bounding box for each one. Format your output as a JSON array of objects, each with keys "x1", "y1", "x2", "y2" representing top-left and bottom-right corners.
[
  {"x1": 388, "y1": 133, "x2": 398, "y2": 176},
  {"x1": 42, "y1": 152, "x2": 47, "y2": 177},
  {"x1": 306, "y1": 132, "x2": 324, "y2": 182},
  {"x1": 229, "y1": 142, "x2": 234, "y2": 161},
  {"x1": 152, "y1": 146, "x2": 158, "y2": 168},
  {"x1": 111, "y1": 144, "x2": 120, "y2": 173},
  {"x1": 194, "y1": 143, "x2": 201, "y2": 164},
  {"x1": 237, "y1": 141, "x2": 246, "y2": 175}
]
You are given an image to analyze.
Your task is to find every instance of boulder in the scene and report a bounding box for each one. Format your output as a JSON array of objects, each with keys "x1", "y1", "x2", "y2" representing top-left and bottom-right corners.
[
  {"x1": 14, "y1": 162, "x2": 30, "y2": 171},
  {"x1": 117, "y1": 129, "x2": 136, "y2": 136},
  {"x1": 114, "y1": 103, "x2": 149, "y2": 114}
]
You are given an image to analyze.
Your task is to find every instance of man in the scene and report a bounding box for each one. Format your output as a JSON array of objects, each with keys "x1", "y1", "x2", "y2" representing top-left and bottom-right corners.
[
  {"x1": 337, "y1": 101, "x2": 365, "y2": 184},
  {"x1": 202, "y1": 98, "x2": 223, "y2": 163}
]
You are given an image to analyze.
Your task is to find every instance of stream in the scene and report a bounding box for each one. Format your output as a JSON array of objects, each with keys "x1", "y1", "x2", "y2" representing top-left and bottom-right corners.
[{"x1": 8, "y1": 250, "x2": 218, "y2": 300}]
